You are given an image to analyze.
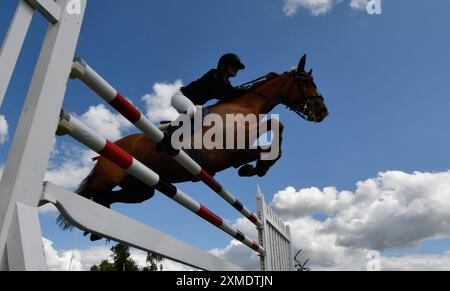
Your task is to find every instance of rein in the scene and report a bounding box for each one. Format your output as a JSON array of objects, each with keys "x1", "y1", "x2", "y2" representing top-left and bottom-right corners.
[{"x1": 248, "y1": 72, "x2": 324, "y2": 122}]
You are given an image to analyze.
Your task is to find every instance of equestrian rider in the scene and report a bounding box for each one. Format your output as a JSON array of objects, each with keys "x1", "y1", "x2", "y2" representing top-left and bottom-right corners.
[{"x1": 171, "y1": 53, "x2": 248, "y2": 118}]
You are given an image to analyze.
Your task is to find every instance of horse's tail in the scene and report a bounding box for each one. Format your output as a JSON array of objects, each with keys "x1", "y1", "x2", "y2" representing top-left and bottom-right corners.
[{"x1": 56, "y1": 168, "x2": 96, "y2": 231}]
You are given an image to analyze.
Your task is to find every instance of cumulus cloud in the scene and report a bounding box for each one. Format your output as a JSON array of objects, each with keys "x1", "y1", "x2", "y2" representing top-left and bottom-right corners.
[
  {"x1": 382, "y1": 252, "x2": 450, "y2": 271},
  {"x1": 212, "y1": 170, "x2": 450, "y2": 270},
  {"x1": 45, "y1": 143, "x2": 95, "y2": 190},
  {"x1": 43, "y1": 142, "x2": 96, "y2": 213},
  {"x1": 282, "y1": 0, "x2": 370, "y2": 16},
  {"x1": 271, "y1": 186, "x2": 354, "y2": 218},
  {"x1": 350, "y1": 0, "x2": 370, "y2": 10},
  {"x1": 0, "y1": 115, "x2": 8, "y2": 144},
  {"x1": 281, "y1": 170, "x2": 450, "y2": 269},
  {"x1": 44, "y1": 237, "x2": 111, "y2": 271},
  {"x1": 81, "y1": 104, "x2": 132, "y2": 141},
  {"x1": 283, "y1": 0, "x2": 335, "y2": 16},
  {"x1": 142, "y1": 80, "x2": 182, "y2": 123}
]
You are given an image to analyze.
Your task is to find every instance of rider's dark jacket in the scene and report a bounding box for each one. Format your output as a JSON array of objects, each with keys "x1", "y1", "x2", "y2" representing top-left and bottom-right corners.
[{"x1": 180, "y1": 69, "x2": 248, "y2": 105}]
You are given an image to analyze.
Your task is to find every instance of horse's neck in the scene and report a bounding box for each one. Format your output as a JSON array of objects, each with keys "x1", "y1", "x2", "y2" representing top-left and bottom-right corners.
[
  {"x1": 235, "y1": 73, "x2": 290, "y2": 115},
  {"x1": 209, "y1": 73, "x2": 290, "y2": 118}
]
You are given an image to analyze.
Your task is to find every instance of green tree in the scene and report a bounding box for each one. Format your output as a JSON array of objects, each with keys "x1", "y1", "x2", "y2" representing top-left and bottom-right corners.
[
  {"x1": 91, "y1": 242, "x2": 140, "y2": 271},
  {"x1": 90, "y1": 242, "x2": 164, "y2": 271},
  {"x1": 142, "y1": 252, "x2": 164, "y2": 271}
]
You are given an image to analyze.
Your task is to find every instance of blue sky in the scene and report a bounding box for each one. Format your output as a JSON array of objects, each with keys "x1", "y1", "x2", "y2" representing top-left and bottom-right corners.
[{"x1": 1, "y1": 0, "x2": 450, "y2": 270}]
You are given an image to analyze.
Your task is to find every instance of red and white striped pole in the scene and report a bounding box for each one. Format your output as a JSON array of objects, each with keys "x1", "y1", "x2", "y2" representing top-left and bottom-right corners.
[
  {"x1": 57, "y1": 110, "x2": 266, "y2": 255},
  {"x1": 70, "y1": 58, "x2": 263, "y2": 229}
]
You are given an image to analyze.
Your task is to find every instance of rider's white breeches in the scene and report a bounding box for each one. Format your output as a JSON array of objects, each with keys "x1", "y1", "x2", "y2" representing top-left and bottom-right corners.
[{"x1": 171, "y1": 90, "x2": 197, "y2": 119}]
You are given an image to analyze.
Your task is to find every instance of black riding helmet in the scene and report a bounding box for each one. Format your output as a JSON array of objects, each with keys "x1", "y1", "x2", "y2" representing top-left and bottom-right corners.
[{"x1": 217, "y1": 53, "x2": 246, "y2": 71}]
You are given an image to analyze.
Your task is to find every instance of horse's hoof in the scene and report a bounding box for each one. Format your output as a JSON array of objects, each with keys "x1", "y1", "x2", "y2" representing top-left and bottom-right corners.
[
  {"x1": 238, "y1": 164, "x2": 256, "y2": 177},
  {"x1": 83, "y1": 231, "x2": 103, "y2": 242},
  {"x1": 257, "y1": 170, "x2": 268, "y2": 177},
  {"x1": 90, "y1": 234, "x2": 103, "y2": 242}
]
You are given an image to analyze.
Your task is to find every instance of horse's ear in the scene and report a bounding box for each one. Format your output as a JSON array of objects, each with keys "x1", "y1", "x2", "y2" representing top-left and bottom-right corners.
[
  {"x1": 307, "y1": 69, "x2": 313, "y2": 76},
  {"x1": 298, "y1": 54, "x2": 306, "y2": 72}
]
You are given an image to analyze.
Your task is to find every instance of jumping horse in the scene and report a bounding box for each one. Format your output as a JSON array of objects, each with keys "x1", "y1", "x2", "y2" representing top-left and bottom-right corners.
[{"x1": 66, "y1": 55, "x2": 329, "y2": 212}]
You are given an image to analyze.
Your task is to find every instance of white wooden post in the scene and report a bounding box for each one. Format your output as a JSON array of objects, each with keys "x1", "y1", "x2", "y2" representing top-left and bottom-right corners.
[{"x1": 0, "y1": 0, "x2": 87, "y2": 270}]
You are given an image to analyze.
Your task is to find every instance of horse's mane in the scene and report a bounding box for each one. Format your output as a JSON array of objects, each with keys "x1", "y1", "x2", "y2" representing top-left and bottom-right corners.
[
  {"x1": 213, "y1": 72, "x2": 282, "y2": 107},
  {"x1": 238, "y1": 72, "x2": 280, "y2": 91}
]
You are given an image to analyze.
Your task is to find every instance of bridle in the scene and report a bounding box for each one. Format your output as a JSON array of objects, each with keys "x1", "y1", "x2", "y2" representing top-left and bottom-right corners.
[{"x1": 246, "y1": 71, "x2": 325, "y2": 122}]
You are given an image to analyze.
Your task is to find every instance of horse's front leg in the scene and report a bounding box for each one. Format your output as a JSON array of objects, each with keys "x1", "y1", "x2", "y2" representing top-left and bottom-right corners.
[{"x1": 238, "y1": 119, "x2": 284, "y2": 177}]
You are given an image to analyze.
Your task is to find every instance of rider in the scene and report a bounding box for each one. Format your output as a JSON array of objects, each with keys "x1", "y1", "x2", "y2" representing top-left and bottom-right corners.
[{"x1": 171, "y1": 53, "x2": 248, "y2": 119}]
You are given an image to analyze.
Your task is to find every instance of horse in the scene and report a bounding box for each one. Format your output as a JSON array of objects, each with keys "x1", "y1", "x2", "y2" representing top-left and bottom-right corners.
[{"x1": 62, "y1": 54, "x2": 329, "y2": 220}]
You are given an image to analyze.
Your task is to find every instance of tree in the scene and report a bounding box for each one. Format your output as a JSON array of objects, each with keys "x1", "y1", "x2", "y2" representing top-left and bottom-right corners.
[
  {"x1": 91, "y1": 242, "x2": 140, "y2": 271},
  {"x1": 142, "y1": 252, "x2": 164, "y2": 272},
  {"x1": 90, "y1": 242, "x2": 164, "y2": 271}
]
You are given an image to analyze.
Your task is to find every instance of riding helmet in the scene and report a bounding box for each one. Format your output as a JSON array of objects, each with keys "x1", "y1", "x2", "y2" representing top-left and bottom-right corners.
[{"x1": 217, "y1": 53, "x2": 246, "y2": 70}]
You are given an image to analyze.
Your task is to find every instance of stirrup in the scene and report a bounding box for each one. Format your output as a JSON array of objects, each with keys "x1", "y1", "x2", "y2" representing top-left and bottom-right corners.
[{"x1": 156, "y1": 124, "x2": 181, "y2": 156}]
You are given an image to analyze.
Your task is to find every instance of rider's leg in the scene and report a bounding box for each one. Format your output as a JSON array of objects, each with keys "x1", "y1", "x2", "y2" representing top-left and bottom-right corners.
[
  {"x1": 158, "y1": 91, "x2": 197, "y2": 153},
  {"x1": 171, "y1": 90, "x2": 197, "y2": 119}
]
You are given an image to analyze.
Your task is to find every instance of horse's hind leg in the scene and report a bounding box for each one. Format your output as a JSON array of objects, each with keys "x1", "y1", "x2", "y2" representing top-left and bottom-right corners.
[
  {"x1": 92, "y1": 175, "x2": 156, "y2": 206},
  {"x1": 113, "y1": 175, "x2": 156, "y2": 204},
  {"x1": 84, "y1": 175, "x2": 155, "y2": 241}
]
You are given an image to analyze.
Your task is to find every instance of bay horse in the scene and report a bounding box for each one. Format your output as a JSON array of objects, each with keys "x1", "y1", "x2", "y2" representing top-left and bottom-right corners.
[{"x1": 58, "y1": 55, "x2": 328, "y2": 234}]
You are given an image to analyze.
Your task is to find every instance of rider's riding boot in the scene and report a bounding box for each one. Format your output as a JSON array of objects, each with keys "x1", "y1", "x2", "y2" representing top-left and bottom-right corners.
[
  {"x1": 156, "y1": 122, "x2": 182, "y2": 155},
  {"x1": 157, "y1": 107, "x2": 201, "y2": 155}
]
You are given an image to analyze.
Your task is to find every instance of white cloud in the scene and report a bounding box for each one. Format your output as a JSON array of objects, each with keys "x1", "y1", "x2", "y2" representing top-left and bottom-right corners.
[
  {"x1": 142, "y1": 80, "x2": 182, "y2": 123},
  {"x1": 271, "y1": 186, "x2": 354, "y2": 218},
  {"x1": 81, "y1": 104, "x2": 132, "y2": 141},
  {"x1": 45, "y1": 143, "x2": 95, "y2": 190},
  {"x1": 44, "y1": 237, "x2": 111, "y2": 271},
  {"x1": 211, "y1": 170, "x2": 450, "y2": 270},
  {"x1": 45, "y1": 160, "x2": 93, "y2": 190},
  {"x1": 316, "y1": 171, "x2": 450, "y2": 251},
  {"x1": 0, "y1": 164, "x2": 4, "y2": 179},
  {"x1": 382, "y1": 251, "x2": 450, "y2": 271},
  {"x1": 43, "y1": 143, "x2": 96, "y2": 213},
  {"x1": 283, "y1": 0, "x2": 335, "y2": 16},
  {"x1": 282, "y1": 0, "x2": 370, "y2": 16},
  {"x1": 0, "y1": 115, "x2": 8, "y2": 144},
  {"x1": 350, "y1": 0, "x2": 370, "y2": 10}
]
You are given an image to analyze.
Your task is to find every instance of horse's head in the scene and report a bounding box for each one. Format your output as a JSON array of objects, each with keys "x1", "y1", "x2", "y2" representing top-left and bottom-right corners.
[{"x1": 282, "y1": 55, "x2": 329, "y2": 123}]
